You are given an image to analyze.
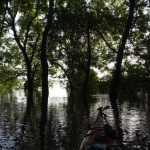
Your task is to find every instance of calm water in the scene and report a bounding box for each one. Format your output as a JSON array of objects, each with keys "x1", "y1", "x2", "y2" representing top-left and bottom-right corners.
[{"x1": 0, "y1": 83, "x2": 150, "y2": 150}]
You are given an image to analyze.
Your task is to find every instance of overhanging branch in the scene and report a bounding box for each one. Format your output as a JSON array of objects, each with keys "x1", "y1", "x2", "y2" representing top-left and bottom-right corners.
[{"x1": 95, "y1": 28, "x2": 117, "y2": 53}]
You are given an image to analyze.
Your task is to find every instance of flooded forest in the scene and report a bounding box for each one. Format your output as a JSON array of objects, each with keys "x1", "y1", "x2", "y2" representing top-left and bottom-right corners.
[{"x1": 0, "y1": 0, "x2": 150, "y2": 149}]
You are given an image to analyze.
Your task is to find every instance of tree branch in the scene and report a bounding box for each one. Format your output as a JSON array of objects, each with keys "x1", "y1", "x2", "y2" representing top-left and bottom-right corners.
[
  {"x1": 5, "y1": 1, "x2": 25, "y2": 55},
  {"x1": 24, "y1": 4, "x2": 39, "y2": 49},
  {"x1": 1, "y1": 72, "x2": 25, "y2": 84},
  {"x1": 95, "y1": 28, "x2": 117, "y2": 53},
  {"x1": 30, "y1": 33, "x2": 40, "y2": 62}
]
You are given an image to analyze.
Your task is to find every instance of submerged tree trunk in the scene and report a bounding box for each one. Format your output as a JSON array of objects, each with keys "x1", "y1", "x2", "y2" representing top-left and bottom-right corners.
[
  {"x1": 26, "y1": 62, "x2": 34, "y2": 102},
  {"x1": 40, "y1": 0, "x2": 54, "y2": 114},
  {"x1": 109, "y1": 0, "x2": 135, "y2": 101},
  {"x1": 110, "y1": 101, "x2": 124, "y2": 143}
]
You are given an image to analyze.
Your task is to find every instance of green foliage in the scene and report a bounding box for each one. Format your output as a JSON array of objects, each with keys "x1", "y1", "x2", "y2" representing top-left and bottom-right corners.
[
  {"x1": 0, "y1": 65, "x2": 19, "y2": 89},
  {"x1": 121, "y1": 63, "x2": 150, "y2": 94},
  {"x1": 88, "y1": 69, "x2": 100, "y2": 92},
  {"x1": 0, "y1": 0, "x2": 149, "y2": 94},
  {"x1": 0, "y1": 0, "x2": 44, "y2": 88}
]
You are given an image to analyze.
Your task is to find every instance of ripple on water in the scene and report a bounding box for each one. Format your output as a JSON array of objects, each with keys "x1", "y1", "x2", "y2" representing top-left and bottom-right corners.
[{"x1": 0, "y1": 89, "x2": 150, "y2": 150}]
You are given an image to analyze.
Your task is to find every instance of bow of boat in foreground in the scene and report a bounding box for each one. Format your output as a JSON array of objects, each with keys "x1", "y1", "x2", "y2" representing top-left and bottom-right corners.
[{"x1": 79, "y1": 106, "x2": 123, "y2": 150}]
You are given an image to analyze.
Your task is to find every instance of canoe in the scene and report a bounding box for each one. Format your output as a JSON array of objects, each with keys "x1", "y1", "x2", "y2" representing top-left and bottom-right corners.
[{"x1": 79, "y1": 106, "x2": 123, "y2": 150}]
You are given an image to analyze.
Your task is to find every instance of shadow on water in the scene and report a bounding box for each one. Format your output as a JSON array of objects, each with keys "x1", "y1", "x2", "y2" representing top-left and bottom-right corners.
[
  {"x1": 61, "y1": 93, "x2": 91, "y2": 150},
  {"x1": 40, "y1": 97, "x2": 48, "y2": 150},
  {"x1": 19, "y1": 98, "x2": 32, "y2": 145},
  {"x1": 40, "y1": 110, "x2": 47, "y2": 150},
  {"x1": 0, "y1": 89, "x2": 105, "y2": 150},
  {"x1": 12, "y1": 90, "x2": 42, "y2": 150},
  {"x1": 109, "y1": 99, "x2": 124, "y2": 145}
]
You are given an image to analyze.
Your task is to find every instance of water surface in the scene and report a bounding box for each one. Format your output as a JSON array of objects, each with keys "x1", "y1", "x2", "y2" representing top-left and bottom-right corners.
[{"x1": 0, "y1": 86, "x2": 150, "y2": 150}]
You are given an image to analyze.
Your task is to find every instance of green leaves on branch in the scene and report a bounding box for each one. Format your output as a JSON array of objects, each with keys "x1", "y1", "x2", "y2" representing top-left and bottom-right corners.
[{"x1": 0, "y1": 0, "x2": 149, "y2": 92}]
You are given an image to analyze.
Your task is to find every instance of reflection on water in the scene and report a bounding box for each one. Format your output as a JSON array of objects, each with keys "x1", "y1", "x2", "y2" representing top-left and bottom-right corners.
[
  {"x1": 0, "y1": 84, "x2": 150, "y2": 149},
  {"x1": 0, "y1": 90, "x2": 26, "y2": 149}
]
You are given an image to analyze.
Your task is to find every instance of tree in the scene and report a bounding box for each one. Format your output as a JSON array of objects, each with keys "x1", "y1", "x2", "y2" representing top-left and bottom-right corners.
[
  {"x1": 0, "y1": 41, "x2": 24, "y2": 88},
  {"x1": 40, "y1": 0, "x2": 54, "y2": 115},
  {"x1": 0, "y1": 0, "x2": 6, "y2": 37},
  {"x1": 47, "y1": 0, "x2": 105, "y2": 93},
  {"x1": 2, "y1": 0, "x2": 54, "y2": 107},
  {"x1": 109, "y1": 0, "x2": 135, "y2": 101},
  {"x1": 2, "y1": 0, "x2": 42, "y2": 101},
  {"x1": 121, "y1": 0, "x2": 150, "y2": 93}
]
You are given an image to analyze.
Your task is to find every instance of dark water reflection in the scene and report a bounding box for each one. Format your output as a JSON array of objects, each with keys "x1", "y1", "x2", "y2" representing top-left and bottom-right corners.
[{"x1": 0, "y1": 86, "x2": 150, "y2": 150}]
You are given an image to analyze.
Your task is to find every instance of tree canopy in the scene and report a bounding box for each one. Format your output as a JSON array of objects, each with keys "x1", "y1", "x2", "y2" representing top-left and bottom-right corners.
[{"x1": 0, "y1": 0, "x2": 149, "y2": 96}]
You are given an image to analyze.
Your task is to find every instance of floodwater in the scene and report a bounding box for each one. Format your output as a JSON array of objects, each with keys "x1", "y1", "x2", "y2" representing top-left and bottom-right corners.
[{"x1": 0, "y1": 82, "x2": 150, "y2": 150}]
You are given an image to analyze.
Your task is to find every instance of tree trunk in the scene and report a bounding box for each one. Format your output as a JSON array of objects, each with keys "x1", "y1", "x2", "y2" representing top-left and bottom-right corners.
[
  {"x1": 109, "y1": 0, "x2": 135, "y2": 101},
  {"x1": 5, "y1": 3, "x2": 35, "y2": 102},
  {"x1": 41, "y1": 52, "x2": 49, "y2": 108},
  {"x1": 40, "y1": 0, "x2": 54, "y2": 113},
  {"x1": 82, "y1": 18, "x2": 91, "y2": 94},
  {"x1": 110, "y1": 100, "x2": 124, "y2": 143},
  {"x1": 26, "y1": 62, "x2": 33, "y2": 103}
]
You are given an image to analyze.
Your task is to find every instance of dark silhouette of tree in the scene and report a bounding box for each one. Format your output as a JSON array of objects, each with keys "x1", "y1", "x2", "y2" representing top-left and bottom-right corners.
[
  {"x1": 109, "y1": 0, "x2": 135, "y2": 101},
  {"x1": 40, "y1": 0, "x2": 54, "y2": 124}
]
